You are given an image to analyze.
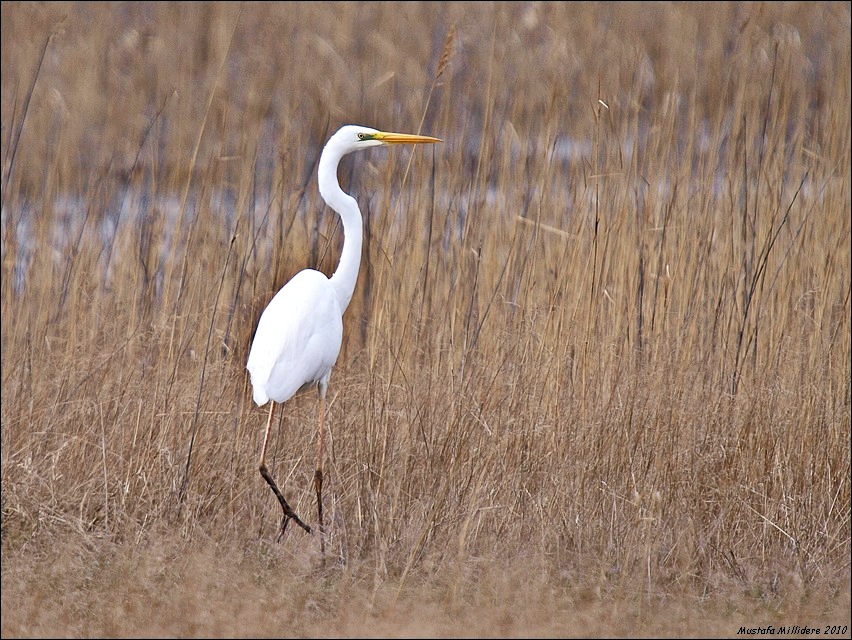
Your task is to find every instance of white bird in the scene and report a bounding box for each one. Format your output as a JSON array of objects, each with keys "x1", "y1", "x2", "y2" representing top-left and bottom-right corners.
[{"x1": 247, "y1": 125, "x2": 441, "y2": 547}]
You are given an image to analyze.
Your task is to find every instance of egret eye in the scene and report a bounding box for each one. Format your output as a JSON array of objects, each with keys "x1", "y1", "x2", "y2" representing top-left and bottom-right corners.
[{"x1": 357, "y1": 133, "x2": 366, "y2": 140}]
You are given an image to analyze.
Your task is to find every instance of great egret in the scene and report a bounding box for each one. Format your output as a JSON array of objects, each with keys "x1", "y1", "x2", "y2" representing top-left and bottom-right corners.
[{"x1": 247, "y1": 125, "x2": 441, "y2": 547}]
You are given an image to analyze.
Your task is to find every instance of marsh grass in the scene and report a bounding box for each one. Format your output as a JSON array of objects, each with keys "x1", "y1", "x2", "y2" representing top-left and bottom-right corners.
[{"x1": 2, "y1": 2, "x2": 850, "y2": 637}]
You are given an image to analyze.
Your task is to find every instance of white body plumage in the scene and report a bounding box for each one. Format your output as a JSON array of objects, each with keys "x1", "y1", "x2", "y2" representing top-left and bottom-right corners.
[{"x1": 247, "y1": 269, "x2": 342, "y2": 405}]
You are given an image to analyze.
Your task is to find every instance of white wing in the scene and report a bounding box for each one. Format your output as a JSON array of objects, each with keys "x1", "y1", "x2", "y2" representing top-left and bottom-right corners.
[{"x1": 246, "y1": 269, "x2": 343, "y2": 406}]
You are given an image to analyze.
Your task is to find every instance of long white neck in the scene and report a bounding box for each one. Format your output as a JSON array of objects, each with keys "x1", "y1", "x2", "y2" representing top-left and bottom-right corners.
[{"x1": 318, "y1": 145, "x2": 363, "y2": 314}]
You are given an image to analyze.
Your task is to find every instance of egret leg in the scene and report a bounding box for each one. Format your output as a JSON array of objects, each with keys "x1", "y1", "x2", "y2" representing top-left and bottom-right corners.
[
  {"x1": 314, "y1": 388, "x2": 326, "y2": 554},
  {"x1": 259, "y1": 401, "x2": 312, "y2": 537}
]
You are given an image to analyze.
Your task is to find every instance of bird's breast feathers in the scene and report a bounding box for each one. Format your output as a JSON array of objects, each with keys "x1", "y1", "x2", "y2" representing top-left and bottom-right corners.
[{"x1": 246, "y1": 269, "x2": 344, "y2": 405}]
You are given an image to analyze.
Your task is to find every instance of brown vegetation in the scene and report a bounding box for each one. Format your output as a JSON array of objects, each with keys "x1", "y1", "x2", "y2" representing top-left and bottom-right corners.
[{"x1": 2, "y1": 2, "x2": 850, "y2": 637}]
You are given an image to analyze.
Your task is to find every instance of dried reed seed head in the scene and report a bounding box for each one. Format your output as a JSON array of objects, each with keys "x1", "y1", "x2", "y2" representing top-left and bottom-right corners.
[{"x1": 435, "y1": 25, "x2": 456, "y2": 80}]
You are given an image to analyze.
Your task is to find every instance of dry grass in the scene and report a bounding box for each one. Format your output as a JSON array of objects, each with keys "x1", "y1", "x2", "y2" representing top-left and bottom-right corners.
[{"x1": 2, "y1": 1, "x2": 850, "y2": 637}]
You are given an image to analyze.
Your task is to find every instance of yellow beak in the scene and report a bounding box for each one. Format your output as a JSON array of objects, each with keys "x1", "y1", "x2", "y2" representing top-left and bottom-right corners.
[{"x1": 373, "y1": 131, "x2": 442, "y2": 144}]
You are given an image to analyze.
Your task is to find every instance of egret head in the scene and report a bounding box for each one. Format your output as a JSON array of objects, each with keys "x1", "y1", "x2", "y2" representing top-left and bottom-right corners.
[
  {"x1": 330, "y1": 125, "x2": 442, "y2": 156},
  {"x1": 318, "y1": 124, "x2": 441, "y2": 209}
]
